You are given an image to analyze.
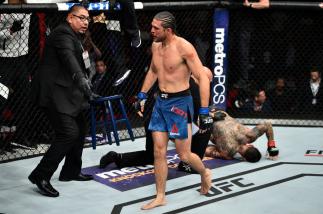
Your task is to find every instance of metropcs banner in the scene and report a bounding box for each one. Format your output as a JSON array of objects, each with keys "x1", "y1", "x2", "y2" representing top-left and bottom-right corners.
[
  {"x1": 56, "y1": 2, "x2": 144, "y2": 11},
  {"x1": 82, "y1": 149, "x2": 239, "y2": 192},
  {"x1": 212, "y1": 8, "x2": 229, "y2": 110}
]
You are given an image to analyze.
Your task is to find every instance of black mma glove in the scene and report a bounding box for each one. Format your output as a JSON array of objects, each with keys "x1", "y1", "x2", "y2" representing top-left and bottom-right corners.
[
  {"x1": 199, "y1": 107, "x2": 213, "y2": 131},
  {"x1": 133, "y1": 92, "x2": 147, "y2": 114},
  {"x1": 10, "y1": 20, "x2": 24, "y2": 33},
  {"x1": 267, "y1": 140, "x2": 279, "y2": 159}
]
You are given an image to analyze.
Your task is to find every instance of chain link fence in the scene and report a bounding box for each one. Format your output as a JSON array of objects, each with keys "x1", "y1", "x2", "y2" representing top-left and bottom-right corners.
[
  {"x1": 227, "y1": 7, "x2": 323, "y2": 124},
  {"x1": 1, "y1": 1, "x2": 322, "y2": 162}
]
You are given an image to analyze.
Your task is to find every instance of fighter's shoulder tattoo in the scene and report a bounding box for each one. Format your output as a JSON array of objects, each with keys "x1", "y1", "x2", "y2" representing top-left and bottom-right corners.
[{"x1": 212, "y1": 119, "x2": 241, "y2": 155}]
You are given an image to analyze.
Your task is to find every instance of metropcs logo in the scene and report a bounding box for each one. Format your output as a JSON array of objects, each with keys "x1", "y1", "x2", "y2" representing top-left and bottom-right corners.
[
  {"x1": 96, "y1": 154, "x2": 180, "y2": 181},
  {"x1": 213, "y1": 28, "x2": 226, "y2": 105},
  {"x1": 91, "y1": 151, "x2": 184, "y2": 191},
  {"x1": 81, "y1": 150, "x2": 240, "y2": 192}
]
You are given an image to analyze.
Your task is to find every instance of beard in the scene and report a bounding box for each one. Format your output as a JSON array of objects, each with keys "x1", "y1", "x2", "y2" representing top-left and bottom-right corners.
[{"x1": 152, "y1": 34, "x2": 166, "y2": 43}]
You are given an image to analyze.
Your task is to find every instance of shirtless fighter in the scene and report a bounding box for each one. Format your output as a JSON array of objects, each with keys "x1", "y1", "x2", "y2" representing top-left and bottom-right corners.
[
  {"x1": 206, "y1": 110, "x2": 279, "y2": 162},
  {"x1": 135, "y1": 11, "x2": 213, "y2": 210}
]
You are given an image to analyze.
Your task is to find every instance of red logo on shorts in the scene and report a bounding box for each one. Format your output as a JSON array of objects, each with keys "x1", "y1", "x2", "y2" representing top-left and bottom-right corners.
[
  {"x1": 171, "y1": 124, "x2": 179, "y2": 133},
  {"x1": 171, "y1": 106, "x2": 187, "y2": 118}
]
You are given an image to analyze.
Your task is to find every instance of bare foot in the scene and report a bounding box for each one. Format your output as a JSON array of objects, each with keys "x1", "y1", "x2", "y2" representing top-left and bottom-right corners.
[
  {"x1": 141, "y1": 198, "x2": 167, "y2": 210},
  {"x1": 200, "y1": 168, "x2": 212, "y2": 195}
]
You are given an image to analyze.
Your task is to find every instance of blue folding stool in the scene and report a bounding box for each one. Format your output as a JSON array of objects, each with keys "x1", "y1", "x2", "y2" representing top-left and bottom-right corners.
[{"x1": 89, "y1": 95, "x2": 135, "y2": 149}]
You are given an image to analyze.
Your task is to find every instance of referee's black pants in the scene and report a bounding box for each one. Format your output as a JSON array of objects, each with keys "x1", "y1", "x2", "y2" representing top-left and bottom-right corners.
[{"x1": 30, "y1": 108, "x2": 87, "y2": 181}]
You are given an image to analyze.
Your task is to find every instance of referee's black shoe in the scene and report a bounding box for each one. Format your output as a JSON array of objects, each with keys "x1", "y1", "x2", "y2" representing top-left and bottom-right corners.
[{"x1": 28, "y1": 174, "x2": 59, "y2": 197}]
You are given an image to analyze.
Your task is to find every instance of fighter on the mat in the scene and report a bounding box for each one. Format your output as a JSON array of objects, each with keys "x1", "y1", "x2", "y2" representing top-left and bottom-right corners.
[{"x1": 206, "y1": 109, "x2": 279, "y2": 162}]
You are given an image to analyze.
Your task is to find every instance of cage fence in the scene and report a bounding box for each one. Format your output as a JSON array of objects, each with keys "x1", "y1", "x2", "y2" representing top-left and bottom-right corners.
[{"x1": 0, "y1": 1, "x2": 322, "y2": 163}]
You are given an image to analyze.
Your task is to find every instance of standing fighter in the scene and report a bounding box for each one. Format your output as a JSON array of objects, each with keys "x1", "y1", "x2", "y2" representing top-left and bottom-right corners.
[
  {"x1": 99, "y1": 67, "x2": 213, "y2": 173},
  {"x1": 206, "y1": 110, "x2": 279, "y2": 162},
  {"x1": 135, "y1": 11, "x2": 213, "y2": 210}
]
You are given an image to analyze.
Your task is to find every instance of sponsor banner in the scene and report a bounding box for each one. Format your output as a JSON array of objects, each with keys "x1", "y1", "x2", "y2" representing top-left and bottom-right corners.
[
  {"x1": 82, "y1": 149, "x2": 239, "y2": 192},
  {"x1": 212, "y1": 8, "x2": 229, "y2": 110},
  {"x1": 57, "y1": 2, "x2": 120, "y2": 11}
]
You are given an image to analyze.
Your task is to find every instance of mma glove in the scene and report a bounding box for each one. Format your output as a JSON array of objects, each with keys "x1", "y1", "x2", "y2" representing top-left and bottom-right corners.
[
  {"x1": 133, "y1": 92, "x2": 147, "y2": 113},
  {"x1": 10, "y1": 20, "x2": 24, "y2": 33},
  {"x1": 199, "y1": 107, "x2": 213, "y2": 131},
  {"x1": 267, "y1": 140, "x2": 279, "y2": 157}
]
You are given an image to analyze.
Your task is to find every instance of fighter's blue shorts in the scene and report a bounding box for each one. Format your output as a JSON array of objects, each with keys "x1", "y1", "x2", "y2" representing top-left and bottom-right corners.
[{"x1": 148, "y1": 89, "x2": 194, "y2": 139}]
